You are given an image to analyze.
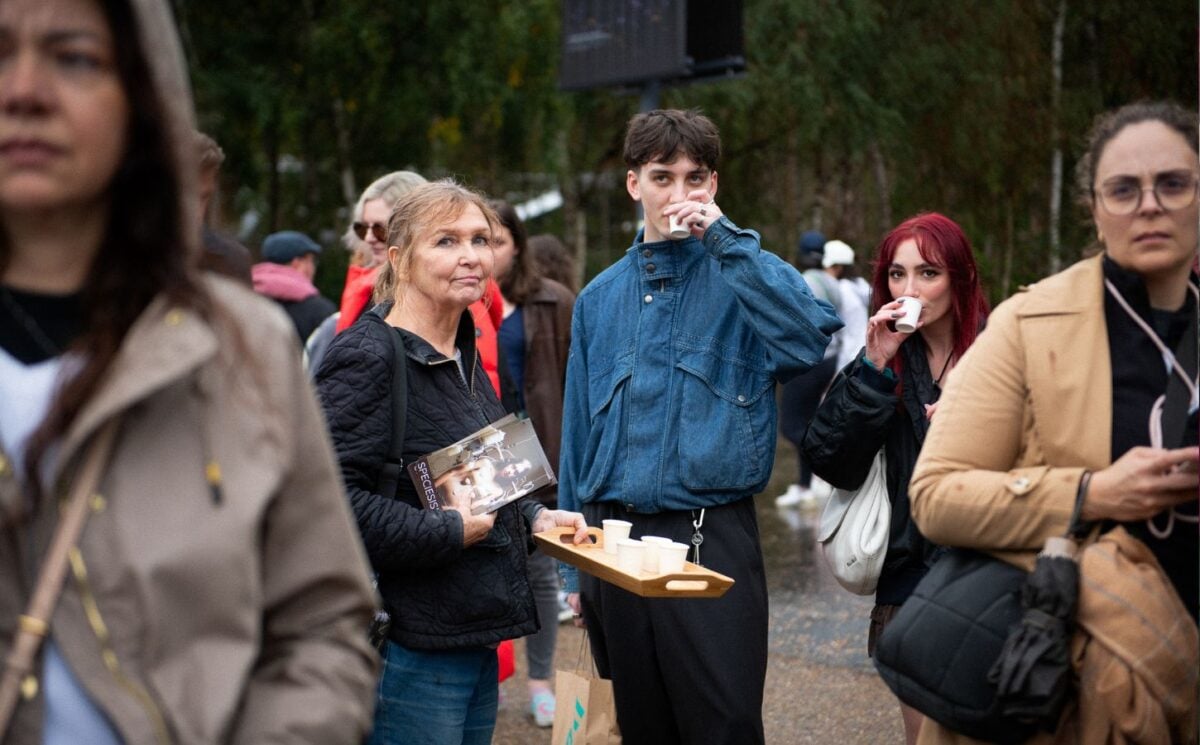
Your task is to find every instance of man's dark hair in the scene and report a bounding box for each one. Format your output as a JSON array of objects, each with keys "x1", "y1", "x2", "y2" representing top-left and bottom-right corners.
[{"x1": 623, "y1": 109, "x2": 721, "y2": 171}]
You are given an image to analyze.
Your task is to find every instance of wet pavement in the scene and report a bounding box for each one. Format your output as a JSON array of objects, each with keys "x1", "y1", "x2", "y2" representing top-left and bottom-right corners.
[{"x1": 494, "y1": 445, "x2": 903, "y2": 744}]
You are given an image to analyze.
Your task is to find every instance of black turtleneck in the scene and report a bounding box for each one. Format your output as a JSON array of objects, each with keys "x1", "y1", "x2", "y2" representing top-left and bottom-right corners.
[
  {"x1": 0, "y1": 285, "x2": 84, "y2": 365},
  {"x1": 1102, "y1": 255, "x2": 1198, "y2": 621}
]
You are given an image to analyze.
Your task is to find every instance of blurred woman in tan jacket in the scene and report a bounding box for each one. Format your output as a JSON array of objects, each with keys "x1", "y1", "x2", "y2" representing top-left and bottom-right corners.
[{"x1": 0, "y1": 0, "x2": 378, "y2": 741}]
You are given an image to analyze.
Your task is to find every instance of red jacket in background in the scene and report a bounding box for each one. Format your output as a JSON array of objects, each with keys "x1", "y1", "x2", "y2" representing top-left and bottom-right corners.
[{"x1": 336, "y1": 266, "x2": 503, "y2": 398}]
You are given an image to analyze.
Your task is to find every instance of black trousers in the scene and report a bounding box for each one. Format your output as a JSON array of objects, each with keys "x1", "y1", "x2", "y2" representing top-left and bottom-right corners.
[{"x1": 580, "y1": 497, "x2": 768, "y2": 745}]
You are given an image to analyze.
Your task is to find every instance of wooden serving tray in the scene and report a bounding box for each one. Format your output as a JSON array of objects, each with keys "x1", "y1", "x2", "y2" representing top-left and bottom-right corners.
[{"x1": 534, "y1": 527, "x2": 735, "y2": 598}]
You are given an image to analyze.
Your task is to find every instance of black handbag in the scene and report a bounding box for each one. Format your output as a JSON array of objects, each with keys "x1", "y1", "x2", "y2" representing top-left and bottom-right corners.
[{"x1": 873, "y1": 549, "x2": 1037, "y2": 744}]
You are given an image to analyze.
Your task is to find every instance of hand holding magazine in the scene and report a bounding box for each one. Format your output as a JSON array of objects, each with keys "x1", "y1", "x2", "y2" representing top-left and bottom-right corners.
[{"x1": 408, "y1": 414, "x2": 558, "y2": 515}]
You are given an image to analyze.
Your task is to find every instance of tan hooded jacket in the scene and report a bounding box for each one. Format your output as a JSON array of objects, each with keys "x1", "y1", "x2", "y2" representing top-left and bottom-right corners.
[
  {"x1": 909, "y1": 255, "x2": 1197, "y2": 744},
  {"x1": 0, "y1": 1, "x2": 378, "y2": 742}
]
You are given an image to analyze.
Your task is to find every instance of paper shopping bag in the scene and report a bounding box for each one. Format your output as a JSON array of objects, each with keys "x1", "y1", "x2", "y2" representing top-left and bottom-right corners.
[{"x1": 551, "y1": 634, "x2": 621, "y2": 745}]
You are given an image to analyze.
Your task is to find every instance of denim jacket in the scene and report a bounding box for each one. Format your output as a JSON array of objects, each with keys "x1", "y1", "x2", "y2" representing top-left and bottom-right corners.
[{"x1": 559, "y1": 217, "x2": 842, "y2": 592}]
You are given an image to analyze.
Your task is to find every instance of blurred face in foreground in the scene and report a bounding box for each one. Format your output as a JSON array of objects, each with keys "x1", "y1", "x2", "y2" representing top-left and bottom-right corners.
[{"x1": 0, "y1": 0, "x2": 129, "y2": 217}]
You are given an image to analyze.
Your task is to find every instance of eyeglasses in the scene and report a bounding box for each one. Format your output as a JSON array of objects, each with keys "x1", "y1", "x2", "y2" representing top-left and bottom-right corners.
[
  {"x1": 1095, "y1": 171, "x2": 1199, "y2": 216},
  {"x1": 352, "y1": 221, "x2": 388, "y2": 242}
]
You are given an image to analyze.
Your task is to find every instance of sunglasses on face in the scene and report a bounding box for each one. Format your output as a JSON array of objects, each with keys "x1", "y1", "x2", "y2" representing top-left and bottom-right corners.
[{"x1": 352, "y1": 221, "x2": 388, "y2": 242}]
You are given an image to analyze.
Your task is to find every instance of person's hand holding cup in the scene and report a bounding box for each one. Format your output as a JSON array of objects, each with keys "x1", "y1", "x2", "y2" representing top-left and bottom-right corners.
[
  {"x1": 665, "y1": 189, "x2": 723, "y2": 239},
  {"x1": 893, "y1": 296, "x2": 923, "y2": 333},
  {"x1": 865, "y1": 298, "x2": 919, "y2": 371}
]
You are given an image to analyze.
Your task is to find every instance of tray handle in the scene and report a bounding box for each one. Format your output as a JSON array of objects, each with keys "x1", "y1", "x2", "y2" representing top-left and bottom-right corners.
[
  {"x1": 544, "y1": 525, "x2": 602, "y2": 547},
  {"x1": 640, "y1": 572, "x2": 735, "y2": 596}
]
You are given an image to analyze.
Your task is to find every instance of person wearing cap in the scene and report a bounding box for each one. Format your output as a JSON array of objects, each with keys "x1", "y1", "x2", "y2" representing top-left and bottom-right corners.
[
  {"x1": 823, "y1": 240, "x2": 871, "y2": 370},
  {"x1": 252, "y1": 230, "x2": 337, "y2": 343},
  {"x1": 774, "y1": 232, "x2": 848, "y2": 508}
]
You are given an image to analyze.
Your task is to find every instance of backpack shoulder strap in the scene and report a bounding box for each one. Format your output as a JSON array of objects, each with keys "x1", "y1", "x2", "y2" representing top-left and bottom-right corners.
[{"x1": 369, "y1": 305, "x2": 408, "y2": 497}]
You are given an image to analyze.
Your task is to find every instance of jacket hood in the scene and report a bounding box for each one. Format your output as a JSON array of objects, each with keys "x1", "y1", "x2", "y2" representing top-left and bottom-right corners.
[
  {"x1": 128, "y1": 0, "x2": 202, "y2": 260},
  {"x1": 251, "y1": 262, "x2": 319, "y2": 302}
]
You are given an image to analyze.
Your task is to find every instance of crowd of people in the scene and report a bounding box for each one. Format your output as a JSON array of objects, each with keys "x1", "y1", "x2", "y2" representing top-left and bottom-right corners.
[{"x1": 0, "y1": 0, "x2": 1194, "y2": 744}]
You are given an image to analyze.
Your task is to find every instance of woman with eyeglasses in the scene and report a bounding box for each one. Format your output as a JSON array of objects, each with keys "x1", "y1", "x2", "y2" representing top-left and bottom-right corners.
[
  {"x1": 0, "y1": 0, "x2": 377, "y2": 740},
  {"x1": 314, "y1": 180, "x2": 588, "y2": 745},
  {"x1": 909, "y1": 101, "x2": 1199, "y2": 743}
]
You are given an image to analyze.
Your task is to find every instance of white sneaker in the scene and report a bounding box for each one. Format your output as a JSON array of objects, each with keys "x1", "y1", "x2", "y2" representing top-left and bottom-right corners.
[{"x1": 775, "y1": 484, "x2": 814, "y2": 507}]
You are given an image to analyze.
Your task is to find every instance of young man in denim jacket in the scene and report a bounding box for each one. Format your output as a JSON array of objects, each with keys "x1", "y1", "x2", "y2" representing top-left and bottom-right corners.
[{"x1": 558, "y1": 109, "x2": 842, "y2": 744}]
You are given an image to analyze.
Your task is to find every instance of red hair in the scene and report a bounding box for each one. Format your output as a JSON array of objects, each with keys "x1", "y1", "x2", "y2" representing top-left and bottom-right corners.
[{"x1": 870, "y1": 212, "x2": 989, "y2": 378}]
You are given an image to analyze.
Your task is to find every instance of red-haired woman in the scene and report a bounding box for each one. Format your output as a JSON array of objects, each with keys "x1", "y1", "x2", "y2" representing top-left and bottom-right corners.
[{"x1": 802, "y1": 212, "x2": 988, "y2": 744}]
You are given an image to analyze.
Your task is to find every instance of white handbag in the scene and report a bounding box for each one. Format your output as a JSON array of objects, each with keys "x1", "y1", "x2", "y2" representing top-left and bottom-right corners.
[{"x1": 816, "y1": 448, "x2": 890, "y2": 595}]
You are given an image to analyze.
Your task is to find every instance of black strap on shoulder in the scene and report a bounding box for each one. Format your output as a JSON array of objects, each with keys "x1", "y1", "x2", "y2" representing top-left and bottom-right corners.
[
  {"x1": 1161, "y1": 294, "x2": 1198, "y2": 449},
  {"x1": 369, "y1": 304, "x2": 408, "y2": 499}
]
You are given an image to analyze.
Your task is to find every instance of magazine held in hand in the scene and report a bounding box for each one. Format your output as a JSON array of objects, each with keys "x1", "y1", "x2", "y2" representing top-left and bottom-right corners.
[{"x1": 408, "y1": 414, "x2": 557, "y2": 515}]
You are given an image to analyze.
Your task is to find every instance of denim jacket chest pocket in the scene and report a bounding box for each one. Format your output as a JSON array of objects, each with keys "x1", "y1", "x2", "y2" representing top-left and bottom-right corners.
[
  {"x1": 675, "y1": 346, "x2": 775, "y2": 491},
  {"x1": 583, "y1": 354, "x2": 634, "y2": 498}
]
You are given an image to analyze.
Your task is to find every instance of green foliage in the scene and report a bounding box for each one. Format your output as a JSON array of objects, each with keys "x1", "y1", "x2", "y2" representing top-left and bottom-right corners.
[{"x1": 178, "y1": 0, "x2": 1196, "y2": 305}]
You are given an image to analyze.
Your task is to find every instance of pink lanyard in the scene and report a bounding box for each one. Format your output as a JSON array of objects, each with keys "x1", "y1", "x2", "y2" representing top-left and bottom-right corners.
[{"x1": 1104, "y1": 278, "x2": 1199, "y2": 539}]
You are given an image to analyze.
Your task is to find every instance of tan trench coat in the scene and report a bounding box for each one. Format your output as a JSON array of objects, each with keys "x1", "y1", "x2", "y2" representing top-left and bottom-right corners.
[
  {"x1": 0, "y1": 280, "x2": 377, "y2": 744},
  {"x1": 909, "y1": 254, "x2": 1198, "y2": 744}
]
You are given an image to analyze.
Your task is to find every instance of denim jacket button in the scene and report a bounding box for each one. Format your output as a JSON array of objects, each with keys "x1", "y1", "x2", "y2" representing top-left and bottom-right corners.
[
  {"x1": 737, "y1": 394, "x2": 746, "y2": 403},
  {"x1": 645, "y1": 263, "x2": 656, "y2": 273},
  {"x1": 626, "y1": 503, "x2": 636, "y2": 511},
  {"x1": 642, "y1": 249, "x2": 653, "y2": 258},
  {"x1": 644, "y1": 294, "x2": 653, "y2": 304}
]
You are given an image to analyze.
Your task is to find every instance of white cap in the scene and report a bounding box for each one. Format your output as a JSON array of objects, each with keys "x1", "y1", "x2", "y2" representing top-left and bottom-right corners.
[{"x1": 822, "y1": 240, "x2": 855, "y2": 268}]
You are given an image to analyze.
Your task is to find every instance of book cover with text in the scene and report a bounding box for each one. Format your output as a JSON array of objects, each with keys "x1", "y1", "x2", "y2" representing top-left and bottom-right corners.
[{"x1": 407, "y1": 414, "x2": 557, "y2": 515}]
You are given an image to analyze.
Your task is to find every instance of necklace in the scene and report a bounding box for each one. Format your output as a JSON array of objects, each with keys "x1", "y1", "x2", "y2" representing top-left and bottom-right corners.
[
  {"x1": 932, "y1": 351, "x2": 955, "y2": 387},
  {"x1": 0, "y1": 284, "x2": 62, "y2": 358}
]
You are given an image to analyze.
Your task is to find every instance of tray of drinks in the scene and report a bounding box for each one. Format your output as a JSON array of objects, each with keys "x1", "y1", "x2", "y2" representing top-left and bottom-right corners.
[{"x1": 534, "y1": 526, "x2": 734, "y2": 599}]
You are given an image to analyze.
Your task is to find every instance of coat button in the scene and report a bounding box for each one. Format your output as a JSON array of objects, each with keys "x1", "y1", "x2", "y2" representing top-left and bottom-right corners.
[
  {"x1": 165, "y1": 310, "x2": 183, "y2": 326},
  {"x1": 0, "y1": 454, "x2": 9, "y2": 478},
  {"x1": 644, "y1": 295, "x2": 653, "y2": 304},
  {"x1": 642, "y1": 249, "x2": 653, "y2": 258},
  {"x1": 475, "y1": 328, "x2": 482, "y2": 337},
  {"x1": 646, "y1": 263, "x2": 656, "y2": 273},
  {"x1": 626, "y1": 503, "x2": 636, "y2": 511},
  {"x1": 89, "y1": 494, "x2": 107, "y2": 513}
]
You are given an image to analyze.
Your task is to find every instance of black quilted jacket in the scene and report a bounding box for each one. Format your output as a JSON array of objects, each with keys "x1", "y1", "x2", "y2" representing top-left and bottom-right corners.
[
  {"x1": 315, "y1": 308, "x2": 539, "y2": 650},
  {"x1": 801, "y1": 341, "x2": 945, "y2": 607}
]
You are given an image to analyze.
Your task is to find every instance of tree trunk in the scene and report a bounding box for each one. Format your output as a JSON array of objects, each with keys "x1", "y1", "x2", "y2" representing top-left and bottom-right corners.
[
  {"x1": 333, "y1": 98, "x2": 357, "y2": 208},
  {"x1": 1047, "y1": 0, "x2": 1067, "y2": 275},
  {"x1": 870, "y1": 139, "x2": 892, "y2": 236}
]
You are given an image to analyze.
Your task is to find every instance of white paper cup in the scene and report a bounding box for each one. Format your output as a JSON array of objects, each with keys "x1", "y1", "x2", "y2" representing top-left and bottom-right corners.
[
  {"x1": 602, "y1": 519, "x2": 632, "y2": 554},
  {"x1": 667, "y1": 213, "x2": 690, "y2": 240},
  {"x1": 616, "y1": 538, "x2": 645, "y2": 574},
  {"x1": 640, "y1": 536, "x2": 673, "y2": 573},
  {"x1": 894, "y1": 296, "x2": 922, "y2": 333},
  {"x1": 658, "y1": 542, "x2": 690, "y2": 574}
]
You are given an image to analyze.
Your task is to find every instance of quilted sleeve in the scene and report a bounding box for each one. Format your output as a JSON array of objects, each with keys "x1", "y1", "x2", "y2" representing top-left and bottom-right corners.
[{"x1": 315, "y1": 324, "x2": 465, "y2": 571}]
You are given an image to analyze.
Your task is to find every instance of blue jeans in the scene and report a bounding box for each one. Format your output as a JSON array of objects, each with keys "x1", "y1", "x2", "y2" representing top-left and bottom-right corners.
[{"x1": 367, "y1": 640, "x2": 499, "y2": 745}]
